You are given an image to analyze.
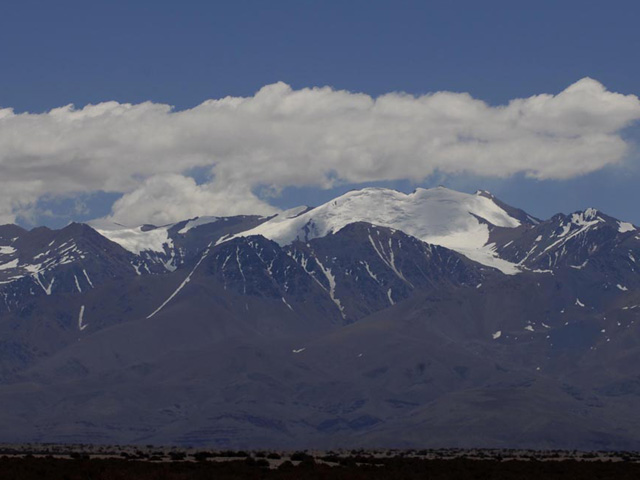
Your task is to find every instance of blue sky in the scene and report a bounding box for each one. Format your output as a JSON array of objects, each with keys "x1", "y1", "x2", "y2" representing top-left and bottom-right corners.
[{"x1": 1, "y1": 0, "x2": 640, "y2": 227}]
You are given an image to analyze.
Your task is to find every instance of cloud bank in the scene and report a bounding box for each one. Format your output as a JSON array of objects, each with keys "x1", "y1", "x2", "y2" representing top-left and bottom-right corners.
[{"x1": 0, "y1": 77, "x2": 638, "y2": 225}]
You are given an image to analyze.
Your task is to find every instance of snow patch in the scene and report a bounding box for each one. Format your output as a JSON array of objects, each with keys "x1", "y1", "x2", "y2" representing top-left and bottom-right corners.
[
  {"x1": 314, "y1": 256, "x2": 346, "y2": 319},
  {"x1": 177, "y1": 216, "x2": 219, "y2": 234},
  {"x1": 147, "y1": 242, "x2": 212, "y2": 319},
  {"x1": 539, "y1": 214, "x2": 601, "y2": 261},
  {"x1": 0, "y1": 259, "x2": 19, "y2": 270},
  {"x1": 492, "y1": 331, "x2": 502, "y2": 339},
  {"x1": 33, "y1": 272, "x2": 55, "y2": 295},
  {"x1": 82, "y1": 269, "x2": 94, "y2": 288},
  {"x1": 618, "y1": 221, "x2": 636, "y2": 233},
  {"x1": 78, "y1": 305, "x2": 87, "y2": 331},
  {"x1": 235, "y1": 246, "x2": 246, "y2": 294},
  {"x1": 281, "y1": 297, "x2": 294, "y2": 311},
  {"x1": 368, "y1": 233, "x2": 415, "y2": 285},
  {"x1": 95, "y1": 224, "x2": 173, "y2": 254},
  {"x1": 456, "y1": 242, "x2": 521, "y2": 275},
  {"x1": 569, "y1": 260, "x2": 589, "y2": 270},
  {"x1": 362, "y1": 261, "x2": 380, "y2": 283}
]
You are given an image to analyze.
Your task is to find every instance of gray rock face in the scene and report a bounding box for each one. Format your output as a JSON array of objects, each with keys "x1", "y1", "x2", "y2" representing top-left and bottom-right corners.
[
  {"x1": 147, "y1": 215, "x2": 269, "y2": 270},
  {"x1": 0, "y1": 189, "x2": 639, "y2": 450},
  {"x1": 286, "y1": 223, "x2": 484, "y2": 321}
]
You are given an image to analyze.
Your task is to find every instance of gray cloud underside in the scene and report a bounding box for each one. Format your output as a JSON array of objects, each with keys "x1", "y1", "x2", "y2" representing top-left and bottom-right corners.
[{"x1": 0, "y1": 77, "x2": 638, "y2": 225}]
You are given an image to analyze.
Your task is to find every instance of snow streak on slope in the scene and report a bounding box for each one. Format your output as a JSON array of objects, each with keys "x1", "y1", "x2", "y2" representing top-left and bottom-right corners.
[
  {"x1": 82, "y1": 269, "x2": 94, "y2": 288},
  {"x1": 78, "y1": 305, "x2": 87, "y2": 331},
  {"x1": 314, "y1": 256, "x2": 346, "y2": 319},
  {"x1": 368, "y1": 233, "x2": 414, "y2": 286},
  {"x1": 233, "y1": 187, "x2": 522, "y2": 274},
  {"x1": 33, "y1": 272, "x2": 55, "y2": 295},
  {"x1": 146, "y1": 242, "x2": 212, "y2": 319}
]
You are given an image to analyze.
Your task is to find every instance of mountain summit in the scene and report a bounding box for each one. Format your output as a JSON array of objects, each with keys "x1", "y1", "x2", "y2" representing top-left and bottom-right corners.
[{"x1": 232, "y1": 187, "x2": 532, "y2": 273}]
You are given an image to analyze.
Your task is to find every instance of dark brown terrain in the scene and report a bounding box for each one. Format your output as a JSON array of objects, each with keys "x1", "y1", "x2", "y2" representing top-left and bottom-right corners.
[{"x1": 1, "y1": 445, "x2": 640, "y2": 479}]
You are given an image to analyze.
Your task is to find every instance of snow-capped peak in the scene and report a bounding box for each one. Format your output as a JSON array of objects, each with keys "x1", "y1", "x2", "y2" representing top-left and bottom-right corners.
[
  {"x1": 231, "y1": 187, "x2": 524, "y2": 274},
  {"x1": 572, "y1": 208, "x2": 602, "y2": 225}
]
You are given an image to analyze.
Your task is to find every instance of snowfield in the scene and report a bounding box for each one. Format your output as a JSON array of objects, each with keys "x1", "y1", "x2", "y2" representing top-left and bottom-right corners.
[
  {"x1": 231, "y1": 187, "x2": 523, "y2": 274},
  {"x1": 95, "y1": 224, "x2": 174, "y2": 254}
]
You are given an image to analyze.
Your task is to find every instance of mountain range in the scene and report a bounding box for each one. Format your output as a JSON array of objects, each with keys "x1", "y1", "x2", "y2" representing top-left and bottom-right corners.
[{"x1": 0, "y1": 186, "x2": 639, "y2": 450}]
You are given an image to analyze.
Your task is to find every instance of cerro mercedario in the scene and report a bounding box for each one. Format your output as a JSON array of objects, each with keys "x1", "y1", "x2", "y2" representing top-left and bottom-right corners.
[{"x1": 1, "y1": 187, "x2": 639, "y2": 450}]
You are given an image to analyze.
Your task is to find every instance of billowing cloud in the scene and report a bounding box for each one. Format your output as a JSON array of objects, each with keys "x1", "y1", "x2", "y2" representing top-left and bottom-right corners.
[
  {"x1": 0, "y1": 77, "x2": 638, "y2": 224},
  {"x1": 100, "y1": 174, "x2": 278, "y2": 226}
]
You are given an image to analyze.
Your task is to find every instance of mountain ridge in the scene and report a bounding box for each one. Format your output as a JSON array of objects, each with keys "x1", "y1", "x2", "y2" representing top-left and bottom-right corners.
[{"x1": 0, "y1": 187, "x2": 639, "y2": 449}]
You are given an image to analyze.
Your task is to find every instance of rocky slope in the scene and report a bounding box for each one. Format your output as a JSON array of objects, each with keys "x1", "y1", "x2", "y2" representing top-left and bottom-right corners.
[{"x1": 0, "y1": 187, "x2": 638, "y2": 450}]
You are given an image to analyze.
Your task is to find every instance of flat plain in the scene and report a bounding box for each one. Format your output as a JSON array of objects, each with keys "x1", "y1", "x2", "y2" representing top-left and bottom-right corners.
[{"x1": 2, "y1": 444, "x2": 640, "y2": 479}]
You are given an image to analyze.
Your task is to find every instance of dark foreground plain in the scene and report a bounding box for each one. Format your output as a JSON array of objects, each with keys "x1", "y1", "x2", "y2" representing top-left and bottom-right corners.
[{"x1": 2, "y1": 445, "x2": 640, "y2": 479}]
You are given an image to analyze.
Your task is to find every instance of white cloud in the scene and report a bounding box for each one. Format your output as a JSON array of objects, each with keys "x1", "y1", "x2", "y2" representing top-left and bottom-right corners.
[
  {"x1": 0, "y1": 77, "x2": 638, "y2": 224},
  {"x1": 99, "y1": 174, "x2": 279, "y2": 226}
]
